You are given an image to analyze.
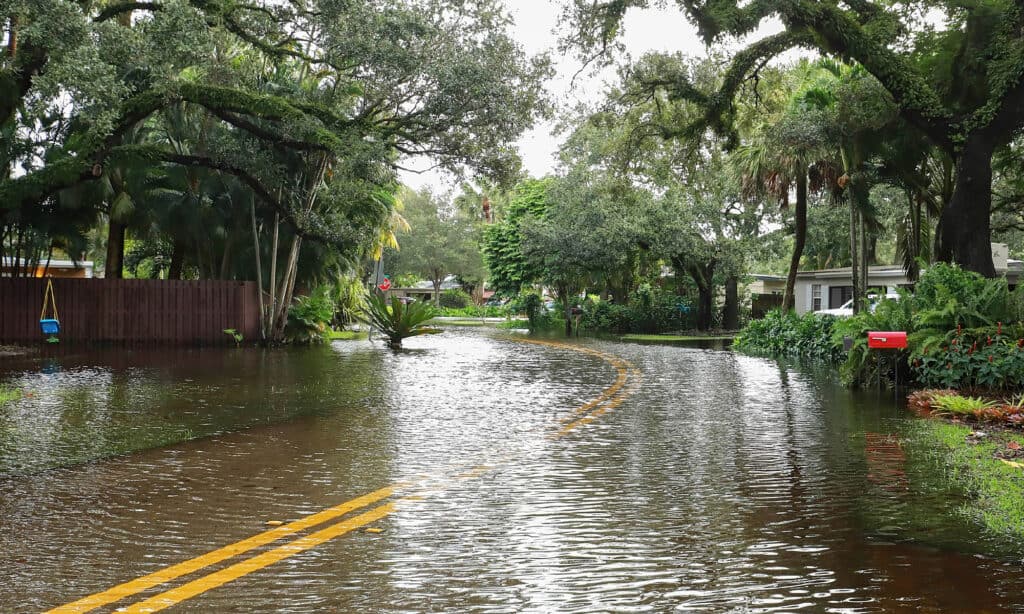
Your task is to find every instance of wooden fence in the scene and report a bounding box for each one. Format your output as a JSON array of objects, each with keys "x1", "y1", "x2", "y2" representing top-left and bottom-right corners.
[{"x1": 0, "y1": 278, "x2": 260, "y2": 345}]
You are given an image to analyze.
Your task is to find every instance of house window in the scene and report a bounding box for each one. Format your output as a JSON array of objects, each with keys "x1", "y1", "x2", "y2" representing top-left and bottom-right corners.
[
  {"x1": 829, "y1": 286, "x2": 853, "y2": 308},
  {"x1": 812, "y1": 284, "x2": 822, "y2": 311}
]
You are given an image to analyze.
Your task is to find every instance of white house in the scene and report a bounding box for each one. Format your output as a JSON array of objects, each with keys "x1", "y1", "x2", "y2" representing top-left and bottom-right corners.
[
  {"x1": 1, "y1": 257, "x2": 94, "y2": 278},
  {"x1": 792, "y1": 244, "x2": 1021, "y2": 315}
]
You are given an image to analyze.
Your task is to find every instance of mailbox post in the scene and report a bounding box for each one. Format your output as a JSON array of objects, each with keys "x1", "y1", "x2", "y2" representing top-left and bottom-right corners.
[{"x1": 867, "y1": 331, "x2": 908, "y2": 389}]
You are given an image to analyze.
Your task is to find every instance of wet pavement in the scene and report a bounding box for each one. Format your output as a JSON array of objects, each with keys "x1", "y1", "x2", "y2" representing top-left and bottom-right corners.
[{"x1": 1, "y1": 329, "x2": 1023, "y2": 612}]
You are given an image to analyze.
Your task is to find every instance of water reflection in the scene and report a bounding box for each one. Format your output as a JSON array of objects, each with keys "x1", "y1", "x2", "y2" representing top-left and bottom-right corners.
[{"x1": 1, "y1": 330, "x2": 1022, "y2": 612}]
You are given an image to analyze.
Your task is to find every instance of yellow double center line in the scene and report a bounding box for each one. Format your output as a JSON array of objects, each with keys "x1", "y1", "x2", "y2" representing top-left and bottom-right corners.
[{"x1": 49, "y1": 339, "x2": 638, "y2": 613}]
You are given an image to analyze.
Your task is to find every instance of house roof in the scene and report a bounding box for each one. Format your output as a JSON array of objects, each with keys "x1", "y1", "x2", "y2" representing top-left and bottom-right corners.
[
  {"x1": 796, "y1": 265, "x2": 907, "y2": 279},
  {"x1": 2, "y1": 257, "x2": 93, "y2": 269},
  {"x1": 796, "y1": 260, "x2": 1023, "y2": 280}
]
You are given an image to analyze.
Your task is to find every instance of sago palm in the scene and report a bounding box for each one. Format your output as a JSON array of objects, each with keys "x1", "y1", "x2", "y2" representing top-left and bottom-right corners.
[{"x1": 360, "y1": 294, "x2": 441, "y2": 349}]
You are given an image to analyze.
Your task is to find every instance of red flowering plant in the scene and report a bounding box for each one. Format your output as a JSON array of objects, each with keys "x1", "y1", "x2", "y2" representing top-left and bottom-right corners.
[{"x1": 912, "y1": 324, "x2": 1024, "y2": 390}]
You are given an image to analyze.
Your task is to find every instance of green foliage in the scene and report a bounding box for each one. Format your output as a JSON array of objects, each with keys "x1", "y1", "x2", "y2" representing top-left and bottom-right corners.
[
  {"x1": 437, "y1": 305, "x2": 506, "y2": 318},
  {"x1": 222, "y1": 329, "x2": 243, "y2": 346},
  {"x1": 331, "y1": 276, "x2": 368, "y2": 328},
  {"x1": 360, "y1": 293, "x2": 441, "y2": 349},
  {"x1": 930, "y1": 394, "x2": 1000, "y2": 416},
  {"x1": 286, "y1": 286, "x2": 336, "y2": 344},
  {"x1": 734, "y1": 309, "x2": 842, "y2": 361},
  {"x1": 509, "y1": 290, "x2": 547, "y2": 332},
  {"x1": 0, "y1": 385, "x2": 22, "y2": 405},
  {"x1": 582, "y1": 287, "x2": 692, "y2": 334},
  {"x1": 439, "y1": 289, "x2": 472, "y2": 309},
  {"x1": 830, "y1": 264, "x2": 1022, "y2": 387},
  {"x1": 3, "y1": 0, "x2": 548, "y2": 298},
  {"x1": 913, "y1": 326, "x2": 1024, "y2": 390},
  {"x1": 482, "y1": 179, "x2": 551, "y2": 297},
  {"x1": 388, "y1": 187, "x2": 486, "y2": 301},
  {"x1": 831, "y1": 291, "x2": 915, "y2": 386},
  {"x1": 913, "y1": 421, "x2": 1024, "y2": 540},
  {"x1": 393, "y1": 273, "x2": 421, "y2": 288}
]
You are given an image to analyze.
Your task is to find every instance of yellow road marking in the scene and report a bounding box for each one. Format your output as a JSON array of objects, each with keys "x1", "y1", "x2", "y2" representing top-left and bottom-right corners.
[
  {"x1": 47, "y1": 486, "x2": 400, "y2": 613},
  {"x1": 52, "y1": 337, "x2": 640, "y2": 612},
  {"x1": 555, "y1": 369, "x2": 642, "y2": 438},
  {"x1": 121, "y1": 502, "x2": 397, "y2": 613}
]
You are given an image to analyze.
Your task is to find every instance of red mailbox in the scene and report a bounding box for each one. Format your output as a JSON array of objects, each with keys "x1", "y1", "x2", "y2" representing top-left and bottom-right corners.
[{"x1": 867, "y1": 331, "x2": 907, "y2": 349}]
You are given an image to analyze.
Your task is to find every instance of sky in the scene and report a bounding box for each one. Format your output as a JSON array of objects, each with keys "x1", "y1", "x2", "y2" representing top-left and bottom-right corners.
[{"x1": 398, "y1": 1, "x2": 786, "y2": 193}]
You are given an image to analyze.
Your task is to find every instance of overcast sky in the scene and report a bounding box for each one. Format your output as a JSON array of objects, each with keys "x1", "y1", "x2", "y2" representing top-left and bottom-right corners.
[{"x1": 399, "y1": 1, "x2": 786, "y2": 193}]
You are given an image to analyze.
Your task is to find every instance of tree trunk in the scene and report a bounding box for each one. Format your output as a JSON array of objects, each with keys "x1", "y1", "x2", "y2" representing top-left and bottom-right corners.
[
  {"x1": 687, "y1": 261, "x2": 715, "y2": 332},
  {"x1": 723, "y1": 274, "x2": 739, "y2": 330},
  {"x1": 432, "y1": 278, "x2": 442, "y2": 306},
  {"x1": 939, "y1": 135, "x2": 996, "y2": 276},
  {"x1": 860, "y1": 213, "x2": 869, "y2": 296},
  {"x1": 106, "y1": 219, "x2": 126, "y2": 279},
  {"x1": 782, "y1": 169, "x2": 807, "y2": 312},
  {"x1": 251, "y1": 198, "x2": 266, "y2": 342},
  {"x1": 271, "y1": 236, "x2": 301, "y2": 340},
  {"x1": 168, "y1": 239, "x2": 185, "y2": 280},
  {"x1": 849, "y1": 203, "x2": 860, "y2": 314},
  {"x1": 7, "y1": 16, "x2": 18, "y2": 58},
  {"x1": 696, "y1": 282, "x2": 713, "y2": 331},
  {"x1": 219, "y1": 237, "x2": 232, "y2": 280}
]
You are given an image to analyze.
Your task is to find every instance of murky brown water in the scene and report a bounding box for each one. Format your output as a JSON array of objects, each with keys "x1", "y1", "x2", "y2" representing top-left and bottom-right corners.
[{"x1": 1, "y1": 329, "x2": 1023, "y2": 612}]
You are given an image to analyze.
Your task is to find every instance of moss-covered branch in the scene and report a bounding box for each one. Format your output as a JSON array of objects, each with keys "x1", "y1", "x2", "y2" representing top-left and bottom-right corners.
[{"x1": 624, "y1": 29, "x2": 814, "y2": 147}]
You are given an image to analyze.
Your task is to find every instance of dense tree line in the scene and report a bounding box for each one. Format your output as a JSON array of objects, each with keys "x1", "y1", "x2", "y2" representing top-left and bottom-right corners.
[{"x1": 1, "y1": 0, "x2": 548, "y2": 341}]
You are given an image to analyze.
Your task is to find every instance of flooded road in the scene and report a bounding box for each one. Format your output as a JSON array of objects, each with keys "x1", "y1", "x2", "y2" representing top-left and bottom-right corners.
[{"x1": 2, "y1": 329, "x2": 1023, "y2": 612}]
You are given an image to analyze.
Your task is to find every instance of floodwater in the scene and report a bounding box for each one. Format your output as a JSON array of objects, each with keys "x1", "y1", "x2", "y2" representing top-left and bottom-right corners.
[{"x1": 1, "y1": 329, "x2": 1023, "y2": 612}]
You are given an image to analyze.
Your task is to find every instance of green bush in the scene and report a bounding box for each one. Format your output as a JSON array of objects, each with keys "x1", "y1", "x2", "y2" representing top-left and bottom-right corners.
[
  {"x1": 913, "y1": 325, "x2": 1024, "y2": 390},
  {"x1": 439, "y1": 288, "x2": 472, "y2": 309},
  {"x1": 832, "y1": 264, "x2": 1020, "y2": 387},
  {"x1": 332, "y1": 276, "x2": 368, "y2": 328},
  {"x1": 734, "y1": 309, "x2": 843, "y2": 361},
  {"x1": 286, "y1": 285, "x2": 337, "y2": 344},
  {"x1": 582, "y1": 286, "x2": 693, "y2": 334},
  {"x1": 437, "y1": 305, "x2": 506, "y2": 318},
  {"x1": 359, "y1": 293, "x2": 441, "y2": 349},
  {"x1": 509, "y1": 291, "x2": 551, "y2": 331},
  {"x1": 831, "y1": 291, "x2": 915, "y2": 385}
]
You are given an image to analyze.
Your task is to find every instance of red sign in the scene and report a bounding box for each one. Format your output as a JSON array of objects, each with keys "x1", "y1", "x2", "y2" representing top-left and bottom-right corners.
[
  {"x1": 867, "y1": 331, "x2": 907, "y2": 349},
  {"x1": 377, "y1": 278, "x2": 392, "y2": 291}
]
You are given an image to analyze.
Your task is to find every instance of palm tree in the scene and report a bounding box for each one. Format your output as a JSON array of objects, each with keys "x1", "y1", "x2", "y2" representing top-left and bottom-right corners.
[
  {"x1": 805, "y1": 61, "x2": 898, "y2": 313},
  {"x1": 731, "y1": 108, "x2": 829, "y2": 312}
]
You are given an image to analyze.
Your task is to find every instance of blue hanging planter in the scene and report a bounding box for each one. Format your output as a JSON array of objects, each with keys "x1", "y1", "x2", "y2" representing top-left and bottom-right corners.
[{"x1": 39, "y1": 279, "x2": 61, "y2": 337}]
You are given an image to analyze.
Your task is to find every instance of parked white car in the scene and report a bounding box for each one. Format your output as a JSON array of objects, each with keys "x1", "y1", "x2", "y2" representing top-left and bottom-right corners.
[{"x1": 816, "y1": 293, "x2": 900, "y2": 317}]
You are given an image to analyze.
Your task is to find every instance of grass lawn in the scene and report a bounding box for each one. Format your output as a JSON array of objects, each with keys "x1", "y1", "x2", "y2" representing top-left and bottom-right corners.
[
  {"x1": 0, "y1": 385, "x2": 21, "y2": 405},
  {"x1": 916, "y1": 421, "x2": 1024, "y2": 539},
  {"x1": 327, "y1": 330, "x2": 368, "y2": 340},
  {"x1": 619, "y1": 334, "x2": 734, "y2": 342}
]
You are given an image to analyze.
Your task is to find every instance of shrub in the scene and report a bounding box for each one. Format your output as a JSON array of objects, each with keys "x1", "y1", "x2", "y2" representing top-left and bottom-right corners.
[
  {"x1": 439, "y1": 289, "x2": 472, "y2": 309},
  {"x1": 931, "y1": 394, "x2": 999, "y2": 415},
  {"x1": 832, "y1": 291, "x2": 914, "y2": 385},
  {"x1": 359, "y1": 293, "x2": 441, "y2": 349},
  {"x1": 286, "y1": 285, "x2": 336, "y2": 344},
  {"x1": 509, "y1": 291, "x2": 549, "y2": 331},
  {"x1": 582, "y1": 286, "x2": 692, "y2": 334},
  {"x1": 437, "y1": 305, "x2": 506, "y2": 318},
  {"x1": 912, "y1": 325, "x2": 1024, "y2": 390},
  {"x1": 733, "y1": 309, "x2": 842, "y2": 361},
  {"x1": 332, "y1": 276, "x2": 368, "y2": 327}
]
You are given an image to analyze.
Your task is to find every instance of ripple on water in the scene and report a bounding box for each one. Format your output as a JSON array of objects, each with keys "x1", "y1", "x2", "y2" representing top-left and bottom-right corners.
[{"x1": 1, "y1": 331, "x2": 1023, "y2": 612}]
